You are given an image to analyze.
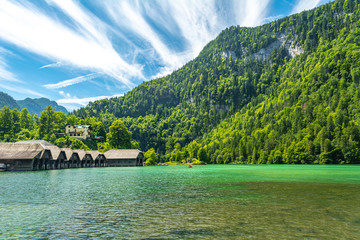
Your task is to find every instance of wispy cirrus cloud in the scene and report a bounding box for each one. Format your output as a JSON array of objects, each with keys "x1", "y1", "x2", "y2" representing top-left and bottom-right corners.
[
  {"x1": 100, "y1": 0, "x2": 272, "y2": 79},
  {"x1": 0, "y1": 80, "x2": 45, "y2": 98},
  {"x1": 40, "y1": 62, "x2": 63, "y2": 69},
  {"x1": 44, "y1": 73, "x2": 99, "y2": 89},
  {"x1": 0, "y1": 47, "x2": 19, "y2": 83},
  {"x1": 291, "y1": 0, "x2": 323, "y2": 14},
  {"x1": 233, "y1": 0, "x2": 272, "y2": 27},
  {"x1": 57, "y1": 93, "x2": 124, "y2": 111},
  {"x1": 1, "y1": 0, "x2": 325, "y2": 109},
  {"x1": 0, "y1": 48, "x2": 45, "y2": 97},
  {"x1": 0, "y1": 0, "x2": 142, "y2": 89}
]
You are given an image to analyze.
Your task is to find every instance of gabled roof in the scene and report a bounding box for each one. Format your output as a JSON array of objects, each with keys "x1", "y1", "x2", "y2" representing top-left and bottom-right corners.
[
  {"x1": 17, "y1": 141, "x2": 64, "y2": 160},
  {"x1": 61, "y1": 148, "x2": 73, "y2": 159},
  {"x1": 45, "y1": 146, "x2": 64, "y2": 160},
  {"x1": 16, "y1": 140, "x2": 55, "y2": 147},
  {"x1": 73, "y1": 150, "x2": 91, "y2": 160},
  {"x1": 104, "y1": 149, "x2": 142, "y2": 159},
  {"x1": 0, "y1": 142, "x2": 44, "y2": 160},
  {"x1": 87, "y1": 150, "x2": 104, "y2": 160},
  {"x1": 61, "y1": 148, "x2": 80, "y2": 161}
]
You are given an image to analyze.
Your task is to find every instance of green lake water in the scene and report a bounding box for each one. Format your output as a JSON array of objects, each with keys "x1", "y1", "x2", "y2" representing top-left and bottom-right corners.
[{"x1": 1, "y1": 165, "x2": 360, "y2": 239}]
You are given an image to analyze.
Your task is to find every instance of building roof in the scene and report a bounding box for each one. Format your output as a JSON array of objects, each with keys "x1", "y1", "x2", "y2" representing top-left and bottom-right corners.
[
  {"x1": 75, "y1": 125, "x2": 90, "y2": 128},
  {"x1": 87, "y1": 150, "x2": 104, "y2": 160},
  {"x1": 17, "y1": 141, "x2": 64, "y2": 160},
  {"x1": 61, "y1": 148, "x2": 73, "y2": 159},
  {"x1": 73, "y1": 150, "x2": 89, "y2": 160},
  {"x1": 0, "y1": 142, "x2": 45, "y2": 160},
  {"x1": 61, "y1": 148, "x2": 80, "y2": 161},
  {"x1": 45, "y1": 146, "x2": 64, "y2": 160},
  {"x1": 16, "y1": 140, "x2": 55, "y2": 147},
  {"x1": 104, "y1": 149, "x2": 142, "y2": 159}
]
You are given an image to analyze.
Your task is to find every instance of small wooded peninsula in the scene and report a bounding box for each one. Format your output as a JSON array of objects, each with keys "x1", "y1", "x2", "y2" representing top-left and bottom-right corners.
[{"x1": 1, "y1": 0, "x2": 360, "y2": 165}]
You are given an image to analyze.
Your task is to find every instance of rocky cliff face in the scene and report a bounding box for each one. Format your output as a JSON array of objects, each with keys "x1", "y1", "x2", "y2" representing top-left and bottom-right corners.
[
  {"x1": 219, "y1": 33, "x2": 304, "y2": 62},
  {"x1": 245, "y1": 34, "x2": 304, "y2": 61}
]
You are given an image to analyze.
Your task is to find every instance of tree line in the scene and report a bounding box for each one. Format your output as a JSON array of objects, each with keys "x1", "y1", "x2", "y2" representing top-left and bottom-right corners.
[{"x1": 0, "y1": 105, "x2": 138, "y2": 153}]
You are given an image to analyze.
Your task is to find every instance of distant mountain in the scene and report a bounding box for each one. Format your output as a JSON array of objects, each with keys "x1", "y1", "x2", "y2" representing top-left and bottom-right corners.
[
  {"x1": 0, "y1": 92, "x2": 20, "y2": 110},
  {"x1": 0, "y1": 91, "x2": 68, "y2": 115},
  {"x1": 17, "y1": 98, "x2": 68, "y2": 115}
]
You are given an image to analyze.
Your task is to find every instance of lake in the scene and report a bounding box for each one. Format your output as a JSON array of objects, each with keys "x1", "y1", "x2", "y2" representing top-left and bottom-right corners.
[{"x1": 1, "y1": 165, "x2": 360, "y2": 239}]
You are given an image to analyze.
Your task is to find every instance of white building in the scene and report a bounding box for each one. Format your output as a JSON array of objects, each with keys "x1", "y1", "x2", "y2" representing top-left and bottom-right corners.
[{"x1": 65, "y1": 125, "x2": 92, "y2": 140}]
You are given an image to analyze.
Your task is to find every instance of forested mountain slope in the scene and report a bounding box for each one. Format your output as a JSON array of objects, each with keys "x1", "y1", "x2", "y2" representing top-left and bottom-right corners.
[
  {"x1": 17, "y1": 98, "x2": 68, "y2": 115},
  {"x1": 0, "y1": 92, "x2": 20, "y2": 110},
  {"x1": 75, "y1": 0, "x2": 360, "y2": 163},
  {"x1": 0, "y1": 91, "x2": 68, "y2": 115}
]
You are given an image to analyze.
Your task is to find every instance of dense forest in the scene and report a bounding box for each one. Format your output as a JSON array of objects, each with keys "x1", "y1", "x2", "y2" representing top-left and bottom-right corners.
[
  {"x1": 0, "y1": 105, "x2": 139, "y2": 154},
  {"x1": 71, "y1": 0, "x2": 360, "y2": 164},
  {"x1": 2, "y1": 0, "x2": 360, "y2": 165}
]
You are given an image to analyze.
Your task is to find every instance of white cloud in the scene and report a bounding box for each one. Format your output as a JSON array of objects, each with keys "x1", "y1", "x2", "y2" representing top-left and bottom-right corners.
[
  {"x1": 40, "y1": 62, "x2": 63, "y2": 69},
  {"x1": 162, "y1": 0, "x2": 220, "y2": 59},
  {"x1": 0, "y1": 0, "x2": 295, "y2": 103},
  {"x1": 44, "y1": 73, "x2": 99, "y2": 89},
  {"x1": 103, "y1": 1, "x2": 185, "y2": 71},
  {"x1": 59, "y1": 90, "x2": 71, "y2": 98},
  {"x1": 234, "y1": 0, "x2": 272, "y2": 27},
  {"x1": 0, "y1": 47, "x2": 19, "y2": 83},
  {"x1": 101, "y1": 0, "x2": 272, "y2": 81},
  {"x1": 0, "y1": 0, "x2": 142, "y2": 88},
  {"x1": 291, "y1": 0, "x2": 322, "y2": 14},
  {"x1": 0, "y1": 48, "x2": 47, "y2": 98},
  {"x1": 56, "y1": 94, "x2": 124, "y2": 111},
  {"x1": 0, "y1": 84, "x2": 45, "y2": 98}
]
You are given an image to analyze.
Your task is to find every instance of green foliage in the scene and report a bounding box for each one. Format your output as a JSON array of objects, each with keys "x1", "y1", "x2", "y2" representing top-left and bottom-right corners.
[
  {"x1": 2, "y1": 0, "x2": 360, "y2": 165},
  {"x1": 71, "y1": 0, "x2": 360, "y2": 164},
  {"x1": 144, "y1": 148, "x2": 158, "y2": 165},
  {"x1": 0, "y1": 106, "x2": 138, "y2": 153},
  {"x1": 106, "y1": 119, "x2": 132, "y2": 149},
  {"x1": 55, "y1": 136, "x2": 89, "y2": 150},
  {"x1": 93, "y1": 121, "x2": 106, "y2": 139},
  {"x1": 197, "y1": 147, "x2": 208, "y2": 163},
  {"x1": 39, "y1": 105, "x2": 55, "y2": 139}
]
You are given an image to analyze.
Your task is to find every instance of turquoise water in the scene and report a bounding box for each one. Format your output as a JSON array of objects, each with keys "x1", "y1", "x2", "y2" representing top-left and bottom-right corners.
[{"x1": 1, "y1": 165, "x2": 360, "y2": 239}]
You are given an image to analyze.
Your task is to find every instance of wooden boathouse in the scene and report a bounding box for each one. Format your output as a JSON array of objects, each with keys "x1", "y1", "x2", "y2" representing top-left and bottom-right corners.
[
  {"x1": 61, "y1": 148, "x2": 80, "y2": 168},
  {"x1": 17, "y1": 140, "x2": 66, "y2": 170},
  {"x1": 74, "y1": 150, "x2": 93, "y2": 168},
  {"x1": 0, "y1": 140, "x2": 145, "y2": 171},
  {"x1": 104, "y1": 149, "x2": 144, "y2": 167},
  {"x1": 87, "y1": 150, "x2": 106, "y2": 167},
  {"x1": 0, "y1": 142, "x2": 51, "y2": 171}
]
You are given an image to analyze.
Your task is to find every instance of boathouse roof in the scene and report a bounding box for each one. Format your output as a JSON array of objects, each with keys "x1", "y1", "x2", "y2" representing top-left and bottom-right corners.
[
  {"x1": 17, "y1": 140, "x2": 55, "y2": 147},
  {"x1": 87, "y1": 150, "x2": 104, "y2": 160},
  {"x1": 73, "y1": 150, "x2": 91, "y2": 160},
  {"x1": 61, "y1": 148, "x2": 80, "y2": 160},
  {"x1": 0, "y1": 142, "x2": 45, "y2": 160},
  {"x1": 104, "y1": 149, "x2": 143, "y2": 159},
  {"x1": 17, "y1": 141, "x2": 63, "y2": 160},
  {"x1": 45, "y1": 146, "x2": 64, "y2": 160}
]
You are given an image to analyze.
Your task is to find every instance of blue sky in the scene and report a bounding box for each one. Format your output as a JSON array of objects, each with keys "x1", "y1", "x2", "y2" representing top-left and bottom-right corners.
[{"x1": 0, "y1": 0, "x2": 331, "y2": 111}]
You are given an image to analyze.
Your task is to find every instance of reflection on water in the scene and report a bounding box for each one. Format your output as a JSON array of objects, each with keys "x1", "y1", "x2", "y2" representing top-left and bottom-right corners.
[{"x1": 1, "y1": 165, "x2": 360, "y2": 239}]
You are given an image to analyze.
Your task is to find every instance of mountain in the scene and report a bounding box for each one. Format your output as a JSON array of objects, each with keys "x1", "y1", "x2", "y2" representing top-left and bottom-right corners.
[
  {"x1": 74, "y1": 0, "x2": 360, "y2": 164},
  {"x1": 0, "y1": 92, "x2": 20, "y2": 110},
  {"x1": 17, "y1": 98, "x2": 68, "y2": 115},
  {"x1": 0, "y1": 91, "x2": 68, "y2": 115}
]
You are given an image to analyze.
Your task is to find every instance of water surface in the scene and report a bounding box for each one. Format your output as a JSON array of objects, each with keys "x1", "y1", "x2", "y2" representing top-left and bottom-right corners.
[{"x1": 1, "y1": 165, "x2": 360, "y2": 239}]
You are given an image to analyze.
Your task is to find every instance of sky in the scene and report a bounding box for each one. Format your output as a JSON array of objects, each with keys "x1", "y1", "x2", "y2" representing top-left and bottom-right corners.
[{"x1": 0, "y1": 0, "x2": 332, "y2": 111}]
